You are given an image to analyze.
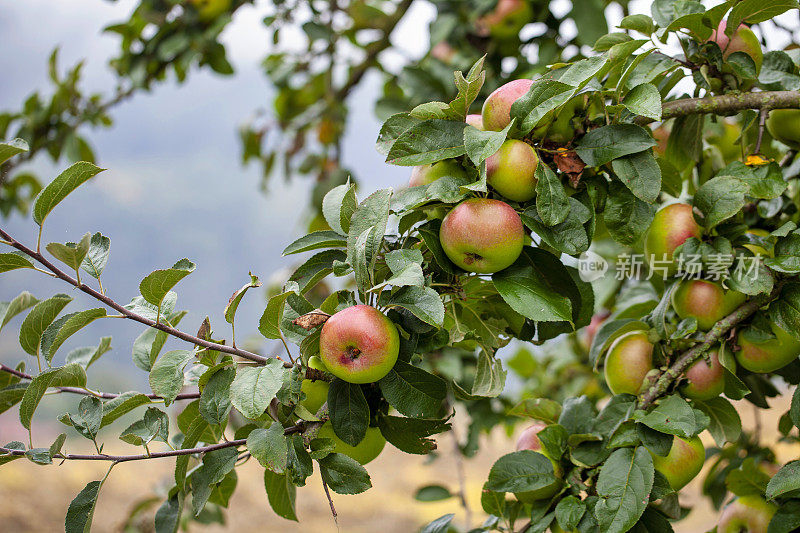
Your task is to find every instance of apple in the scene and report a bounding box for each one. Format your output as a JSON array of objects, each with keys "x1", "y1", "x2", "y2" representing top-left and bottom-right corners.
[
  {"x1": 707, "y1": 120, "x2": 742, "y2": 163},
  {"x1": 532, "y1": 96, "x2": 584, "y2": 144},
  {"x1": 317, "y1": 423, "x2": 386, "y2": 465},
  {"x1": 644, "y1": 203, "x2": 702, "y2": 275},
  {"x1": 466, "y1": 114, "x2": 485, "y2": 130},
  {"x1": 189, "y1": 0, "x2": 231, "y2": 21},
  {"x1": 767, "y1": 109, "x2": 800, "y2": 150},
  {"x1": 736, "y1": 320, "x2": 800, "y2": 373},
  {"x1": 681, "y1": 346, "x2": 727, "y2": 401},
  {"x1": 477, "y1": 0, "x2": 532, "y2": 40},
  {"x1": 486, "y1": 139, "x2": 539, "y2": 202},
  {"x1": 718, "y1": 495, "x2": 777, "y2": 533},
  {"x1": 319, "y1": 305, "x2": 399, "y2": 384},
  {"x1": 671, "y1": 279, "x2": 747, "y2": 331},
  {"x1": 581, "y1": 311, "x2": 610, "y2": 351},
  {"x1": 650, "y1": 435, "x2": 705, "y2": 490},
  {"x1": 652, "y1": 126, "x2": 669, "y2": 156},
  {"x1": 482, "y1": 79, "x2": 534, "y2": 131},
  {"x1": 514, "y1": 422, "x2": 563, "y2": 502},
  {"x1": 439, "y1": 198, "x2": 525, "y2": 273},
  {"x1": 604, "y1": 331, "x2": 654, "y2": 396},
  {"x1": 409, "y1": 160, "x2": 469, "y2": 187},
  {"x1": 711, "y1": 21, "x2": 763, "y2": 73},
  {"x1": 300, "y1": 356, "x2": 329, "y2": 414}
]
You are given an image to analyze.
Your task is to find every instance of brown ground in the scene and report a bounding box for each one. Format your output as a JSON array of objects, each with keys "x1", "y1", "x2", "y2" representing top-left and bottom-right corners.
[{"x1": 0, "y1": 395, "x2": 796, "y2": 533}]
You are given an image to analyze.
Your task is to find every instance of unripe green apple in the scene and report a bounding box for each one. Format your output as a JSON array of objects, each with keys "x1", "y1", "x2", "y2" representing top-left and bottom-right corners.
[
  {"x1": 409, "y1": 160, "x2": 469, "y2": 187},
  {"x1": 707, "y1": 121, "x2": 742, "y2": 163},
  {"x1": 319, "y1": 305, "x2": 399, "y2": 384},
  {"x1": 514, "y1": 422, "x2": 563, "y2": 502},
  {"x1": 681, "y1": 346, "x2": 727, "y2": 401},
  {"x1": 478, "y1": 0, "x2": 532, "y2": 40},
  {"x1": 644, "y1": 203, "x2": 702, "y2": 275},
  {"x1": 604, "y1": 331, "x2": 654, "y2": 395},
  {"x1": 531, "y1": 96, "x2": 583, "y2": 144},
  {"x1": 671, "y1": 279, "x2": 747, "y2": 331},
  {"x1": 439, "y1": 198, "x2": 525, "y2": 273},
  {"x1": 767, "y1": 109, "x2": 800, "y2": 150},
  {"x1": 189, "y1": 0, "x2": 232, "y2": 21},
  {"x1": 317, "y1": 423, "x2": 386, "y2": 465},
  {"x1": 736, "y1": 320, "x2": 800, "y2": 373},
  {"x1": 300, "y1": 356, "x2": 329, "y2": 414},
  {"x1": 486, "y1": 139, "x2": 539, "y2": 202},
  {"x1": 718, "y1": 495, "x2": 777, "y2": 533},
  {"x1": 650, "y1": 435, "x2": 705, "y2": 490},
  {"x1": 743, "y1": 228, "x2": 771, "y2": 257},
  {"x1": 711, "y1": 21, "x2": 763, "y2": 73},
  {"x1": 482, "y1": 79, "x2": 534, "y2": 131},
  {"x1": 466, "y1": 114, "x2": 485, "y2": 130}
]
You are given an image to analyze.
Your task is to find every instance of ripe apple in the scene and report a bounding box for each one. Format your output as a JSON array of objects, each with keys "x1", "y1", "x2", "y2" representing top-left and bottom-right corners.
[
  {"x1": 481, "y1": 79, "x2": 534, "y2": 131},
  {"x1": 671, "y1": 279, "x2": 747, "y2": 331},
  {"x1": 439, "y1": 198, "x2": 525, "y2": 273},
  {"x1": 681, "y1": 346, "x2": 727, "y2": 401},
  {"x1": 711, "y1": 21, "x2": 763, "y2": 73},
  {"x1": 652, "y1": 126, "x2": 669, "y2": 156},
  {"x1": 767, "y1": 109, "x2": 800, "y2": 150},
  {"x1": 736, "y1": 320, "x2": 800, "y2": 373},
  {"x1": 319, "y1": 305, "x2": 399, "y2": 384},
  {"x1": 189, "y1": 0, "x2": 232, "y2": 21},
  {"x1": 409, "y1": 160, "x2": 469, "y2": 187},
  {"x1": 466, "y1": 114, "x2": 485, "y2": 130},
  {"x1": 650, "y1": 435, "x2": 705, "y2": 490},
  {"x1": 317, "y1": 423, "x2": 386, "y2": 465},
  {"x1": 718, "y1": 495, "x2": 777, "y2": 533},
  {"x1": 604, "y1": 331, "x2": 654, "y2": 395},
  {"x1": 644, "y1": 203, "x2": 702, "y2": 275},
  {"x1": 486, "y1": 139, "x2": 539, "y2": 202},
  {"x1": 477, "y1": 0, "x2": 532, "y2": 40},
  {"x1": 300, "y1": 356, "x2": 329, "y2": 414},
  {"x1": 514, "y1": 422, "x2": 563, "y2": 502}
]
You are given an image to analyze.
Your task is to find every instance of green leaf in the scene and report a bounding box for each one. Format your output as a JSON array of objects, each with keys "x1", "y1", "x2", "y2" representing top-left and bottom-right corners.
[
  {"x1": 66, "y1": 336, "x2": 112, "y2": 369},
  {"x1": 174, "y1": 414, "x2": 209, "y2": 490},
  {"x1": 33, "y1": 162, "x2": 104, "y2": 226},
  {"x1": 139, "y1": 259, "x2": 196, "y2": 307},
  {"x1": 327, "y1": 379, "x2": 369, "y2": 446},
  {"x1": 19, "y1": 293, "x2": 72, "y2": 355},
  {"x1": 379, "y1": 360, "x2": 446, "y2": 419},
  {"x1": 769, "y1": 500, "x2": 800, "y2": 533},
  {"x1": 464, "y1": 121, "x2": 512, "y2": 166},
  {"x1": 0, "y1": 291, "x2": 38, "y2": 333},
  {"x1": 421, "y1": 514, "x2": 455, "y2": 533},
  {"x1": 230, "y1": 359, "x2": 287, "y2": 419},
  {"x1": 694, "y1": 176, "x2": 750, "y2": 228},
  {"x1": 132, "y1": 312, "x2": 184, "y2": 372},
  {"x1": 80, "y1": 232, "x2": 110, "y2": 280},
  {"x1": 282, "y1": 231, "x2": 347, "y2": 255},
  {"x1": 694, "y1": 397, "x2": 742, "y2": 446},
  {"x1": 556, "y1": 495, "x2": 586, "y2": 531},
  {"x1": 60, "y1": 396, "x2": 102, "y2": 442},
  {"x1": 154, "y1": 493, "x2": 183, "y2": 533},
  {"x1": 377, "y1": 286, "x2": 445, "y2": 327},
  {"x1": 224, "y1": 274, "x2": 261, "y2": 324},
  {"x1": 604, "y1": 181, "x2": 656, "y2": 246},
  {"x1": 263, "y1": 470, "x2": 298, "y2": 521},
  {"x1": 622, "y1": 83, "x2": 662, "y2": 120},
  {"x1": 258, "y1": 283, "x2": 299, "y2": 340},
  {"x1": 0, "y1": 384, "x2": 27, "y2": 415},
  {"x1": 371, "y1": 249, "x2": 424, "y2": 291},
  {"x1": 318, "y1": 453, "x2": 372, "y2": 494},
  {"x1": 20, "y1": 363, "x2": 86, "y2": 430},
  {"x1": 378, "y1": 416, "x2": 450, "y2": 455},
  {"x1": 485, "y1": 450, "x2": 558, "y2": 492},
  {"x1": 190, "y1": 447, "x2": 238, "y2": 515},
  {"x1": 101, "y1": 392, "x2": 151, "y2": 428},
  {"x1": 510, "y1": 79, "x2": 575, "y2": 134},
  {"x1": 728, "y1": 0, "x2": 799, "y2": 28},
  {"x1": 247, "y1": 424, "x2": 288, "y2": 473},
  {"x1": 149, "y1": 350, "x2": 193, "y2": 406},
  {"x1": 470, "y1": 350, "x2": 507, "y2": 398},
  {"x1": 575, "y1": 124, "x2": 656, "y2": 167},
  {"x1": 492, "y1": 248, "x2": 573, "y2": 323},
  {"x1": 386, "y1": 120, "x2": 467, "y2": 166},
  {"x1": 414, "y1": 485, "x2": 453, "y2": 502},
  {"x1": 766, "y1": 460, "x2": 800, "y2": 500},
  {"x1": 638, "y1": 394, "x2": 708, "y2": 438},
  {"x1": 41, "y1": 308, "x2": 106, "y2": 363},
  {"x1": 594, "y1": 447, "x2": 654, "y2": 533},
  {"x1": 0, "y1": 252, "x2": 34, "y2": 274},
  {"x1": 24, "y1": 446, "x2": 51, "y2": 465},
  {"x1": 199, "y1": 366, "x2": 234, "y2": 425},
  {"x1": 535, "y1": 162, "x2": 570, "y2": 227},
  {"x1": 46, "y1": 232, "x2": 91, "y2": 274},
  {"x1": 618, "y1": 14, "x2": 656, "y2": 35},
  {"x1": 508, "y1": 398, "x2": 563, "y2": 423},
  {"x1": 611, "y1": 150, "x2": 662, "y2": 203},
  {"x1": 119, "y1": 407, "x2": 169, "y2": 446},
  {"x1": 347, "y1": 189, "x2": 391, "y2": 282},
  {"x1": 322, "y1": 180, "x2": 357, "y2": 235},
  {"x1": 0, "y1": 138, "x2": 28, "y2": 165},
  {"x1": 65, "y1": 480, "x2": 102, "y2": 533}
]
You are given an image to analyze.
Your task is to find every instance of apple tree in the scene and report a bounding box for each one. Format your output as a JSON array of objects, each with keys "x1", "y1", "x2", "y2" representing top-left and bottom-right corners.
[{"x1": 3, "y1": 1, "x2": 800, "y2": 533}]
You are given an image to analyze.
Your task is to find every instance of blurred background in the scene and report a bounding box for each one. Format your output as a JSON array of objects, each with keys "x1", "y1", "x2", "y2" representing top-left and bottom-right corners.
[{"x1": 1, "y1": 1, "x2": 799, "y2": 531}]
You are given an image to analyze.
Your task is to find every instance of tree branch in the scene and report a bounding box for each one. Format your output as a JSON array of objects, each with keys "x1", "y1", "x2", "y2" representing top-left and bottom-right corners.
[
  {"x1": 0, "y1": 227, "x2": 281, "y2": 366},
  {"x1": 638, "y1": 284, "x2": 782, "y2": 409},
  {"x1": 637, "y1": 91, "x2": 800, "y2": 124}
]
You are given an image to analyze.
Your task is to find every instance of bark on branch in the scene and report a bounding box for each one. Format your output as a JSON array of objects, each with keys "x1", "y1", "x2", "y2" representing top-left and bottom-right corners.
[{"x1": 637, "y1": 90, "x2": 800, "y2": 124}]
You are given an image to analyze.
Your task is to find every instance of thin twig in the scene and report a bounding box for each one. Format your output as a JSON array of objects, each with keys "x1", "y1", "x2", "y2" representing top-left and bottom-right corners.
[
  {"x1": 321, "y1": 477, "x2": 338, "y2": 526},
  {"x1": 755, "y1": 108, "x2": 768, "y2": 154}
]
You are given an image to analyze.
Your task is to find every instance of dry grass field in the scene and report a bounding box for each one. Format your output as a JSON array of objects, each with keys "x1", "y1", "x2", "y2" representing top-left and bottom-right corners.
[{"x1": 0, "y1": 394, "x2": 796, "y2": 532}]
